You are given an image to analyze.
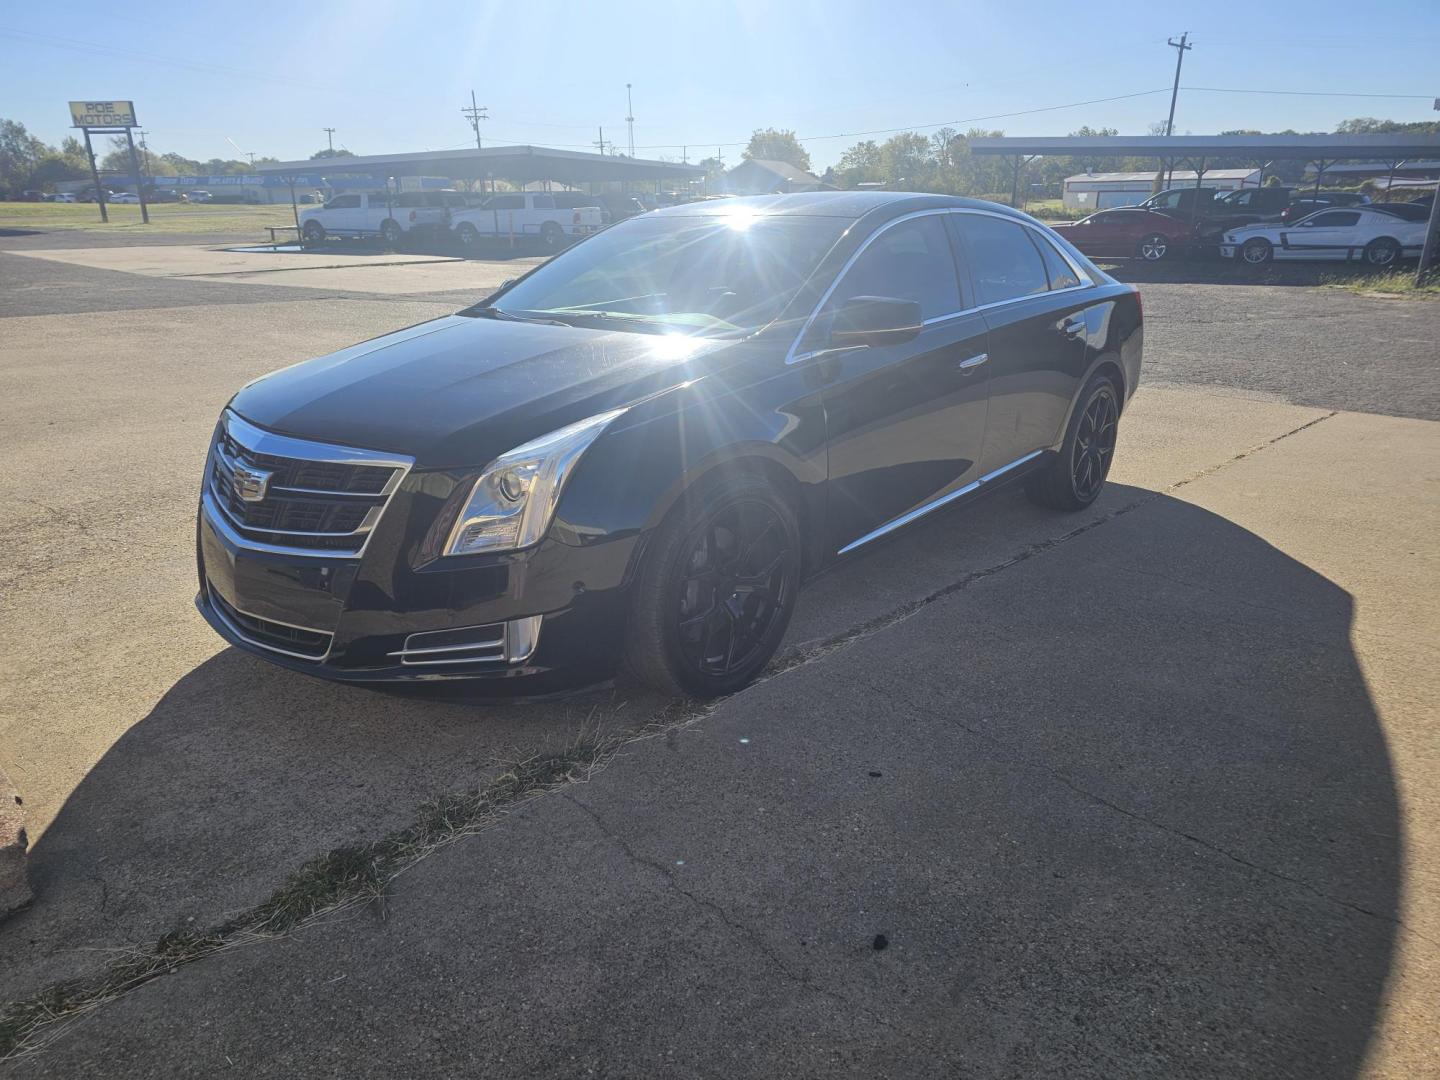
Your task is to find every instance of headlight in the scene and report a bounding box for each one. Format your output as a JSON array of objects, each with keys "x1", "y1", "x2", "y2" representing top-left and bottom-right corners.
[{"x1": 443, "y1": 408, "x2": 628, "y2": 556}]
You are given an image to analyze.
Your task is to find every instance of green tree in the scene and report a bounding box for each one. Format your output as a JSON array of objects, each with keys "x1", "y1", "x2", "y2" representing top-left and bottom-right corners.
[
  {"x1": 310, "y1": 148, "x2": 356, "y2": 160},
  {"x1": 0, "y1": 118, "x2": 50, "y2": 193},
  {"x1": 742, "y1": 129, "x2": 810, "y2": 172}
]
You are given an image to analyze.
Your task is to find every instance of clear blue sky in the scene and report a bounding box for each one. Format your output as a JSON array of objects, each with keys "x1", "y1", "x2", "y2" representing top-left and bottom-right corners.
[{"x1": 3, "y1": 0, "x2": 1437, "y2": 171}]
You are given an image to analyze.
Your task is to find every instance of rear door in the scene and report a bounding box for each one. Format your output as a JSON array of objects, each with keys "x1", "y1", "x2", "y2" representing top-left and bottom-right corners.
[
  {"x1": 952, "y1": 212, "x2": 1094, "y2": 475},
  {"x1": 805, "y1": 212, "x2": 992, "y2": 553}
]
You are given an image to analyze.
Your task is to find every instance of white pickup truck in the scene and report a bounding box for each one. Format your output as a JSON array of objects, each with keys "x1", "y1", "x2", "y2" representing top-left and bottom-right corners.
[
  {"x1": 299, "y1": 191, "x2": 472, "y2": 246},
  {"x1": 449, "y1": 192, "x2": 603, "y2": 251}
]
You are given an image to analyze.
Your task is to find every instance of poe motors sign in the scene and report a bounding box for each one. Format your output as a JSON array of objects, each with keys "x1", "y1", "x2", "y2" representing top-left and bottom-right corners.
[
  {"x1": 69, "y1": 99, "x2": 147, "y2": 223},
  {"x1": 69, "y1": 100, "x2": 138, "y2": 128}
]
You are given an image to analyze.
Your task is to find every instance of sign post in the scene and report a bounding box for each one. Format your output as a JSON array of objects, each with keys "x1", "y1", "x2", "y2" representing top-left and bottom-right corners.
[{"x1": 69, "y1": 101, "x2": 147, "y2": 225}]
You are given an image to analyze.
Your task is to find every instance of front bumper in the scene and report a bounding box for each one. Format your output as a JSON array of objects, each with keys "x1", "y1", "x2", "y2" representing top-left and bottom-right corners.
[{"x1": 195, "y1": 497, "x2": 635, "y2": 688}]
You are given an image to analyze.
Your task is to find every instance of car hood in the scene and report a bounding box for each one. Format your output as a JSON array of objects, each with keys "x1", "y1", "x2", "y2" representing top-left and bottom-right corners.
[{"x1": 228, "y1": 314, "x2": 732, "y2": 468}]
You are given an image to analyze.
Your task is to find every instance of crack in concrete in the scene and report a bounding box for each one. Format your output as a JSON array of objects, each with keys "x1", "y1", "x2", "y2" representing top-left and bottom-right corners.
[{"x1": 563, "y1": 794, "x2": 972, "y2": 1072}]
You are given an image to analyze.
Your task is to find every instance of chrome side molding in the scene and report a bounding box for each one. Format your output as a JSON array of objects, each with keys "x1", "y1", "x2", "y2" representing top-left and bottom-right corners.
[{"x1": 836, "y1": 449, "x2": 1046, "y2": 556}]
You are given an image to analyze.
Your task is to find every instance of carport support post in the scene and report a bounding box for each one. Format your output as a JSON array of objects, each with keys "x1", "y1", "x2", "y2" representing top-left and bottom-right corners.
[
  {"x1": 123, "y1": 129, "x2": 149, "y2": 224},
  {"x1": 81, "y1": 127, "x2": 107, "y2": 223},
  {"x1": 287, "y1": 177, "x2": 300, "y2": 240},
  {"x1": 1417, "y1": 183, "x2": 1440, "y2": 287}
]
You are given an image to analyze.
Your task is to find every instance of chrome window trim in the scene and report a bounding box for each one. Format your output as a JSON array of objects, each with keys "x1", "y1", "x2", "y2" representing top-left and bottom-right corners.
[
  {"x1": 835, "y1": 449, "x2": 1046, "y2": 556},
  {"x1": 206, "y1": 584, "x2": 334, "y2": 663},
  {"x1": 786, "y1": 207, "x2": 1095, "y2": 366}
]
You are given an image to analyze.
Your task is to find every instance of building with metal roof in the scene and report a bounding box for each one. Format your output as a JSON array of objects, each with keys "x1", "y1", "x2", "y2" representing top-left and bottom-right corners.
[{"x1": 255, "y1": 145, "x2": 704, "y2": 189}]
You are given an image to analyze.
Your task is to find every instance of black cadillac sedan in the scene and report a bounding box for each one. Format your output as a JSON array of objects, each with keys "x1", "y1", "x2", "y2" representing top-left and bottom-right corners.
[{"x1": 197, "y1": 192, "x2": 1142, "y2": 697}]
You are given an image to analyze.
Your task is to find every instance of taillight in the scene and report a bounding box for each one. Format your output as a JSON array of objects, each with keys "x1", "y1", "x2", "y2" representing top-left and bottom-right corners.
[
  {"x1": 409, "y1": 211, "x2": 416, "y2": 222},
  {"x1": 1130, "y1": 285, "x2": 1143, "y2": 320},
  {"x1": 572, "y1": 211, "x2": 581, "y2": 224}
]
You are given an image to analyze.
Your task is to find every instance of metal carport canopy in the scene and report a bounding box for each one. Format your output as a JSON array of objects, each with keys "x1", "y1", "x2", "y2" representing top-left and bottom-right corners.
[
  {"x1": 967, "y1": 134, "x2": 1440, "y2": 160},
  {"x1": 255, "y1": 145, "x2": 706, "y2": 185}
]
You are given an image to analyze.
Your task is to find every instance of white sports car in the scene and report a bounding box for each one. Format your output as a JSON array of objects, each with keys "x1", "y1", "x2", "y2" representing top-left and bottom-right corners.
[{"x1": 1220, "y1": 207, "x2": 1426, "y2": 267}]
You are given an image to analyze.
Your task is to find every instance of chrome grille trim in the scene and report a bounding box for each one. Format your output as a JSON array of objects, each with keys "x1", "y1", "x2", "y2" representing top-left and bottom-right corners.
[
  {"x1": 204, "y1": 410, "x2": 414, "y2": 558},
  {"x1": 207, "y1": 585, "x2": 334, "y2": 662}
]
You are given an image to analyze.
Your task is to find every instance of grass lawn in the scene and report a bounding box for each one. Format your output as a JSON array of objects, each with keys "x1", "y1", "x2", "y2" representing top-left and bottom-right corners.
[
  {"x1": 1322, "y1": 268, "x2": 1440, "y2": 299},
  {"x1": 0, "y1": 201, "x2": 301, "y2": 235}
]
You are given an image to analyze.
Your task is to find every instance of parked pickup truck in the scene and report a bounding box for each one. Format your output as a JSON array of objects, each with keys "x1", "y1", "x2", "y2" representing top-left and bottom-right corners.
[
  {"x1": 299, "y1": 191, "x2": 469, "y2": 246},
  {"x1": 449, "y1": 192, "x2": 603, "y2": 251}
]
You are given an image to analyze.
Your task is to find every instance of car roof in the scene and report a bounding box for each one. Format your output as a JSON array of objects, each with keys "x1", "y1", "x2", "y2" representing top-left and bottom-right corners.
[{"x1": 646, "y1": 190, "x2": 1037, "y2": 222}]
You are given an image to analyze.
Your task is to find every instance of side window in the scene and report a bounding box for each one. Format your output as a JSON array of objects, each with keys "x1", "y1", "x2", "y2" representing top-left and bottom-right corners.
[
  {"x1": 1029, "y1": 231, "x2": 1084, "y2": 290},
  {"x1": 824, "y1": 215, "x2": 962, "y2": 322},
  {"x1": 324, "y1": 195, "x2": 360, "y2": 210},
  {"x1": 486, "y1": 195, "x2": 524, "y2": 211},
  {"x1": 532, "y1": 195, "x2": 555, "y2": 210},
  {"x1": 1307, "y1": 211, "x2": 1360, "y2": 227},
  {"x1": 954, "y1": 215, "x2": 1050, "y2": 306}
]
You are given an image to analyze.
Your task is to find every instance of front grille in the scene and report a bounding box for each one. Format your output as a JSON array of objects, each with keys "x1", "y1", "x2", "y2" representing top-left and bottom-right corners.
[
  {"x1": 205, "y1": 412, "x2": 413, "y2": 557},
  {"x1": 209, "y1": 588, "x2": 332, "y2": 660}
]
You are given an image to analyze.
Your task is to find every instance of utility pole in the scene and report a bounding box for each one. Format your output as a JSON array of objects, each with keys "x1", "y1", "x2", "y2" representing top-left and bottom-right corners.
[
  {"x1": 137, "y1": 129, "x2": 151, "y2": 183},
  {"x1": 594, "y1": 127, "x2": 609, "y2": 156},
  {"x1": 625, "y1": 83, "x2": 635, "y2": 157},
  {"x1": 1163, "y1": 32, "x2": 1192, "y2": 189},
  {"x1": 462, "y1": 91, "x2": 488, "y2": 150},
  {"x1": 323, "y1": 127, "x2": 336, "y2": 152},
  {"x1": 1417, "y1": 95, "x2": 1440, "y2": 286}
]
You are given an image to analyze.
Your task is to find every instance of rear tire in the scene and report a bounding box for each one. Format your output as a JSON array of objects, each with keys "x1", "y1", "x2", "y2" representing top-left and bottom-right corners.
[
  {"x1": 1025, "y1": 374, "x2": 1121, "y2": 512},
  {"x1": 1240, "y1": 237, "x2": 1273, "y2": 265},
  {"x1": 540, "y1": 221, "x2": 564, "y2": 251},
  {"x1": 456, "y1": 223, "x2": 479, "y2": 253},
  {"x1": 301, "y1": 221, "x2": 326, "y2": 246},
  {"x1": 623, "y1": 472, "x2": 800, "y2": 698},
  {"x1": 1364, "y1": 236, "x2": 1400, "y2": 268},
  {"x1": 380, "y1": 219, "x2": 403, "y2": 248},
  {"x1": 1138, "y1": 233, "x2": 1170, "y2": 261}
]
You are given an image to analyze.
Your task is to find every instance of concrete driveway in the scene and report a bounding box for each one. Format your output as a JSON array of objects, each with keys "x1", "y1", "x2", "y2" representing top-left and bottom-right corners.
[{"x1": 0, "y1": 241, "x2": 1435, "y2": 1076}]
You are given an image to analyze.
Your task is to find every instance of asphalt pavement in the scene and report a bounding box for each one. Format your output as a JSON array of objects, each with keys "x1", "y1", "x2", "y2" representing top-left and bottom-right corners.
[{"x1": 0, "y1": 237, "x2": 1436, "y2": 1077}]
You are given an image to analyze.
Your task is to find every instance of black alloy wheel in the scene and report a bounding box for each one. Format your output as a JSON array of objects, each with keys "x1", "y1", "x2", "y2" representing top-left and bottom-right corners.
[
  {"x1": 1026, "y1": 374, "x2": 1121, "y2": 511},
  {"x1": 1070, "y1": 386, "x2": 1118, "y2": 502},
  {"x1": 624, "y1": 474, "x2": 800, "y2": 697}
]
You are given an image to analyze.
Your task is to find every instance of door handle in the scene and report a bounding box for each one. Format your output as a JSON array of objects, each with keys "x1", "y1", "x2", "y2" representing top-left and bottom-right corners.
[
  {"x1": 1059, "y1": 314, "x2": 1086, "y2": 337},
  {"x1": 957, "y1": 352, "x2": 988, "y2": 373}
]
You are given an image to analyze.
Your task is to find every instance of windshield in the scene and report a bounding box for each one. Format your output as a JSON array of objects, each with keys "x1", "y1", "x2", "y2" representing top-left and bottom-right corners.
[{"x1": 476, "y1": 212, "x2": 851, "y2": 337}]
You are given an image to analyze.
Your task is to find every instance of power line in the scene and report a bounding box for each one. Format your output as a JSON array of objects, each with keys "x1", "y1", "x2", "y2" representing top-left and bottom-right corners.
[{"x1": 1184, "y1": 86, "x2": 1436, "y2": 100}]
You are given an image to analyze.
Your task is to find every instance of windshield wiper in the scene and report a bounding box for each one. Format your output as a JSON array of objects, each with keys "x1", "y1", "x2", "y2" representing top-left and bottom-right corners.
[{"x1": 469, "y1": 306, "x2": 571, "y2": 328}]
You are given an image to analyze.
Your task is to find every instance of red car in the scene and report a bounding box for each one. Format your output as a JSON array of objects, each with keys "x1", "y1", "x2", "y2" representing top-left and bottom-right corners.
[{"x1": 1050, "y1": 208, "x2": 1192, "y2": 261}]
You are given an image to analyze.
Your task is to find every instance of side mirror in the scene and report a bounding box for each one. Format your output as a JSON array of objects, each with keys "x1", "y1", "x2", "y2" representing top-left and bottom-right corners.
[
  {"x1": 500, "y1": 278, "x2": 516, "y2": 290},
  {"x1": 829, "y1": 296, "x2": 923, "y2": 348}
]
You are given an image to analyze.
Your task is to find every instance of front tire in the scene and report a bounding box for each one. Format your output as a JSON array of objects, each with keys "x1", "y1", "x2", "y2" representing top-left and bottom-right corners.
[
  {"x1": 1241, "y1": 237, "x2": 1273, "y2": 265},
  {"x1": 1138, "y1": 233, "x2": 1170, "y2": 261},
  {"x1": 1026, "y1": 375, "x2": 1120, "y2": 512},
  {"x1": 301, "y1": 221, "x2": 326, "y2": 246},
  {"x1": 456, "y1": 223, "x2": 479, "y2": 252},
  {"x1": 1364, "y1": 237, "x2": 1400, "y2": 268},
  {"x1": 380, "y1": 219, "x2": 403, "y2": 248},
  {"x1": 623, "y1": 472, "x2": 800, "y2": 698},
  {"x1": 540, "y1": 221, "x2": 564, "y2": 251}
]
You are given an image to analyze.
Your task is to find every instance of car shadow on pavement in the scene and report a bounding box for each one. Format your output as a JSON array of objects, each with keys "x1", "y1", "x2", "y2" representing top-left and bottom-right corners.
[{"x1": 3, "y1": 486, "x2": 1401, "y2": 1076}]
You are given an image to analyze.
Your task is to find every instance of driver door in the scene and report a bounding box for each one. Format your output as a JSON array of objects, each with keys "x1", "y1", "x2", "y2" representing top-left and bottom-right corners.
[{"x1": 800, "y1": 213, "x2": 991, "y2": 554}]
